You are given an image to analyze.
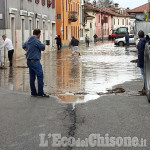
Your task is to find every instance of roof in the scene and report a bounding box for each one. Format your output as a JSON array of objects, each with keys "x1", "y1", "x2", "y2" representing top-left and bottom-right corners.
[
  {"x1": 128, "y1": 3, "x2": 149, "y2": 13},
  {"x1": 84, "y1": 2, "x2": 130, "y2": 17}
]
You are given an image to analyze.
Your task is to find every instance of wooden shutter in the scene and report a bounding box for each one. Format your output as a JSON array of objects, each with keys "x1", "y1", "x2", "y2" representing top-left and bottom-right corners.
[
  {"x1": 52, "y1": 0, "x2": 55, "y2": 8},
  {"x1": 42, "y1": 0, "x2": 45, "y2": 6}
]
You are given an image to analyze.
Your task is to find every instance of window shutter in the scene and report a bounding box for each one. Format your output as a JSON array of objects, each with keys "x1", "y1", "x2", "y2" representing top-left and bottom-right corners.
[
  {"x1": 42, "y1": 0, "x2": 45, "y2": 6},
  {"x1": 47, "y1": 0, "x2": 52, "y2": 8},
  {"x1": 52, "y1": 0, "x2": 55, "y2": 8}
]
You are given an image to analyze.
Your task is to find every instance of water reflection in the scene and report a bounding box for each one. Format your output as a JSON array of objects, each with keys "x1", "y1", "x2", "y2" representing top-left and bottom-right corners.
[{"x1": 0, "y1": 43, "x2": 141, "y2": 103}]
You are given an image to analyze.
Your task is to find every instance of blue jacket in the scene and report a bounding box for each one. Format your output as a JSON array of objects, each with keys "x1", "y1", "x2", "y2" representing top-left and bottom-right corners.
[
  {"x1": 70, "y1": 38, "x2": 79, "y2": 46},
  {"x1": 125, "y1": 33, "x2": 129, "y2": 43},
  {"x1": 137, "y1": 38, "x2": 146, "y2": 68},
  {"x1": 22, "y1": 36, "x2": 45, "y2": 60}
]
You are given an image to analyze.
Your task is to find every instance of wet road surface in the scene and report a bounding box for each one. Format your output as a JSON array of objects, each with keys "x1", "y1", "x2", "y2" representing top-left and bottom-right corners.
[{"x1": 0, "y1": 42, "x2": 141, "y2": 103}]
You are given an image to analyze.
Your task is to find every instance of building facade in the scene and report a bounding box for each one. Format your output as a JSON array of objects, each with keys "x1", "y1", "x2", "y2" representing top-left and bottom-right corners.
[
  {"x1": 56, "y1": 0, "x2": 80, "y2": 46},
  {"x1": 96, "y1": 12, "x2": 112, "y2": 39},
  {"x1": 0, "y1": 0, "x2": 56, "y2": 59}
]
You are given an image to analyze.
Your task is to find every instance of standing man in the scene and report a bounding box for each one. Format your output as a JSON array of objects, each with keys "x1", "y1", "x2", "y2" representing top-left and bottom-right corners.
[
  {"x1": 125, "y1": 32, "x2": 129, "y2": 50},
  {"x1": 93, "y1": 34, "x2": 98, "y2": 43},
  {"x1": 85, "y1": 34, "x2": 90, "y2": 47},
  {"x1": 137, "y1": 30, "x2": 146, "y2": 95},
  {"x1": 0, "y1": 35, "x2": 14, "y2": 66},
  {"x1": 55, "y1": 35, "x2": 62, "y2": 50},
  {"x1": 23, "y1": 29, "x2": 49, "y2": 97}
]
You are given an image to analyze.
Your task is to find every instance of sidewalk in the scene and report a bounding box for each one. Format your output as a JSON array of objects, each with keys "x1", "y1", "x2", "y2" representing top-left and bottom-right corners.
[{"x1": 0, "y1": 79, "x2": 149, "y2": 150}]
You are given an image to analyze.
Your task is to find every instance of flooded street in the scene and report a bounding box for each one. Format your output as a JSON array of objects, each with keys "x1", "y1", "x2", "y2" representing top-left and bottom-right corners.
[{"x1": 0, "y1": 42, "x2": 141, "y2": 103}]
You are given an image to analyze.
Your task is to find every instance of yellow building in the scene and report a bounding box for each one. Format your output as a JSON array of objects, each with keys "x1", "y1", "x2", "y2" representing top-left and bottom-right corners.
[{"x1": 56, "y1": 0, "x2": 80, "y2": 45}]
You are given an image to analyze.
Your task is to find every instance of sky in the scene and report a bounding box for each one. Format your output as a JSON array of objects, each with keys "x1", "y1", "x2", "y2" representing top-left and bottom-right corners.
[
  {"x1": 113, "y1": 0, "x2": 148, "y2": 9},
  {"x1": 90, "y1": 0, "x2": 148, "y2": 9}
]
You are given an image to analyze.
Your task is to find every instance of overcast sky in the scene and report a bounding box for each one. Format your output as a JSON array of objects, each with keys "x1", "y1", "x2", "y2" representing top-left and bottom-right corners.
[
  {"x1": 113, "y1": 0, "x2": 147, "y2": 9},
  {"x1": 91, "y1": 0, "x2": 148, "y2": 9}
]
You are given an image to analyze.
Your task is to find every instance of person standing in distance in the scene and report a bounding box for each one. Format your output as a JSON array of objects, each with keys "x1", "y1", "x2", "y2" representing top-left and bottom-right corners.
[
  {"x1": 125, "y1": 31, "x2": 129, "y2": 50},
  {"x1": 55, "y1": 35, "x2": 62, "y2": 50},
  {"x1": 23, "y1": 29, "x2": 49, "y2": 97},
  {"x1": 0, "y1": 35, "x2": 14, "y2": 67}
]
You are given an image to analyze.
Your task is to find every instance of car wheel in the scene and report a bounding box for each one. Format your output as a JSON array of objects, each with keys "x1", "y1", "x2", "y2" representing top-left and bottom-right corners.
[
  {"x1": 144, "y1": 43, "x2": 150, "y2": 103},
  {"x1": 118, "y1": 41, "x2": 124, "y2": 47}
]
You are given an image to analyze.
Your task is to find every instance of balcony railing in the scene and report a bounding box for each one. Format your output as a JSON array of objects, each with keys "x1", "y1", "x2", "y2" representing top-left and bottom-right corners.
[{"x1": 68, "y1": 11, "x2": 78, "y2": 22}]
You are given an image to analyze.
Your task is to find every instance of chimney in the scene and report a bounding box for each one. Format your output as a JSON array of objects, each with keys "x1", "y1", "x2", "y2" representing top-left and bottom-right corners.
[
  {"x1": 93, "y1": 0, "x2": 96, "y2": 5},
  {"x1": 114, "y1": 3, "x2": 119, "y2": 8}
]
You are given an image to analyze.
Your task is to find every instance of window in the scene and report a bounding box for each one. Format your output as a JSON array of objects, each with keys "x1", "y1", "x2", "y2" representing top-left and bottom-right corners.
[
  {"x1": 122, "y1": 19, "x2": 124, "y2": 25},
  {"x1": 74, "y1": 26, "x2": 75, "y2": 37},
  {"x1": 57, "y1": 14, "x2": 61, "y2": 19},
  {"x1": 21, "y1": 19, "x2": 25, "y2": 44},
  {"x1": 90, "y1": 23, "x2": 92, "y2": 28},
  {"x1": 66, "y1": 26, "x2": 68, "y2": 40},
  {"x1": 35, "y1": 0, "x2": 39, "y2": 4},
  {"x1": 76, "y1": 3, "x2": 77, "y2": 12},
  {"x1": 76, "y1": 26, "x2": 77, "y2": 38},
  {"x1": 80, "y1": 29, "x2": 83, "y2": 37},
  {"x1": 47, "y1": 0, "x2": 51, "y2": 7},
  {"x1": 126, "y1": 19, "x2": 128, "y2": 25},
  {"x1": 129, "y1": 35, "x2": 134, "y2": 38},
  {"x1": 42, "y1": 0, "x2": 45, "y2": 6},
  {"x1": 29, "y1": 19, "x2": 32, "y2": 36},
  {"x1": 43, "y1": 22, "x2": 45, "y2": 43},
  {"x1": 71, "y1": 26, "x2": 73, "y2": 37},
  {"x1": 36, "y1": 20, "x2": 39, "y2": 28},
  {"x1": 66, "y1": 0, "x2": 67, "y2": 11},
  {"x1": 118, "y1": 28, "x2": 127, "y2": 33},
  {"x1": 69, "y1": 3, "x2": 70, "y2": 11},
  {"x1": 78, "y1": 26, "x2": 79, "y2": 38},
  {"x1": 52, "y1": 0, "x2": 55, "y2": 8}
]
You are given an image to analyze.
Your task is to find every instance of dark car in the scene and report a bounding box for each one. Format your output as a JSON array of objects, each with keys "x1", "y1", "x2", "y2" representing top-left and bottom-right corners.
[{"x1": 114, "y1": 27, "x2": 128, "y2": 39}]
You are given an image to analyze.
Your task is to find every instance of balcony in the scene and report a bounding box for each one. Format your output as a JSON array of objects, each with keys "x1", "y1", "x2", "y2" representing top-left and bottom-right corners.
[{"x1": 68, "y1": 11, "x2": 78, "y2": 22}]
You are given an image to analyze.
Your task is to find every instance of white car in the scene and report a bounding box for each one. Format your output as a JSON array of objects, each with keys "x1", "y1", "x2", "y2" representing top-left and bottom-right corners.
[{"x1": 114, "y1": 34, "x2": 136, "y2": 46}]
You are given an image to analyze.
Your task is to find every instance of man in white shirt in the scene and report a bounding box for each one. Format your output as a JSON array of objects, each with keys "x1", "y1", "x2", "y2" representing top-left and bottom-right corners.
[{"x1": 0, "y1": 35, "x2": 14, "y2": 66}]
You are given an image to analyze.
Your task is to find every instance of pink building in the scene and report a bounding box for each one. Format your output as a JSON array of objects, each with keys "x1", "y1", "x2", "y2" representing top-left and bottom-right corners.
[{"x1": 96, "y1": 12, "x2": 112, "y2": 39}]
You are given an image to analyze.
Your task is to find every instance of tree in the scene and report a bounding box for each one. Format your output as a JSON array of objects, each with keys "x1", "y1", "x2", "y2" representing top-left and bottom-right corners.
[{"x1": 97, "y1": 0, "x2": 113, "y2": 8}]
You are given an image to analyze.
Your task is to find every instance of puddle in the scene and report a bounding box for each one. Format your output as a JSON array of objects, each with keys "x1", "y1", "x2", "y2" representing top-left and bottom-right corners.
[{"x1": 0, "y1": 42, "x2": 141, "y2": 103}]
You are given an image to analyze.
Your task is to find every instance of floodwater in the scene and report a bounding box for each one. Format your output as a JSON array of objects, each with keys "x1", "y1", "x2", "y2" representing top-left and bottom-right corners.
[{"x1": 0, "y1": 42, "x2": 141, "y2": 103}]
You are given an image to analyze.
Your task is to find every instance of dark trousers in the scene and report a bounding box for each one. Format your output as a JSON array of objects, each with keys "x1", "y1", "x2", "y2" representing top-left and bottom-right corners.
[
  {"x1": 27, "y1": 60, "x2": 44, "y2": 96},
  {"x1": 8, "y1": 50, "x2": 14, "y2": 66},
  {"x1": 86, "y1": 41, "x2": 89, "y2": 46},
  {"x1": 57, "y1": 44, "x2": 62, "y2": 50}
]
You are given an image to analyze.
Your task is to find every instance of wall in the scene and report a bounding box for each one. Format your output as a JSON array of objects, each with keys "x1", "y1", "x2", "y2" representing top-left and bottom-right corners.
[
  {"x1": 84, "y1": 11, "x2": 96, "y2": 42},
  {"x1": 96, "y1": 13, "x2": 112, "y2": 39},
  {"x1": 56, "y1": 0, "x2": 80, "y2": 46},
  {"x1": 112, "y1": 16, "x2": 131, "y2": 32},
  {"x1": 0, "y1": 0, "x2": 56, "y2": 61},
  {"x1": 0, "y1": 0, "x2": 5, "y2": 29}
]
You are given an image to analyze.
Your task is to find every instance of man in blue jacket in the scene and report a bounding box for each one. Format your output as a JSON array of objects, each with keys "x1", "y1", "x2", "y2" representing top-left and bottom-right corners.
[
  {"x1": 23, "y1": 29, "x2": 49, "y2": 97},
  {"x1": 125, "y1": 32, "x2": 129, "y2": 50},
  {"x1": 137, "y1": 30, "x2": 146, "y2": 95}
]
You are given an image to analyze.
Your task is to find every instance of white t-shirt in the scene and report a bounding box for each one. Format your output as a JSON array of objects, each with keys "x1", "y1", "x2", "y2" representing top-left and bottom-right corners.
[{"x1": 0, "y1": 38, "x2": 14, "y2": 51}]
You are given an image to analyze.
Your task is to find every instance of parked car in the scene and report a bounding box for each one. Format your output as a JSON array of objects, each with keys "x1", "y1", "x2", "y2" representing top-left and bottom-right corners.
[
  {"x1": 114, "y1": 34, "x2": 135, "y2": 46},
  {"x1": 114, "y1": 27, "x2": 128, "y2": 39}
]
